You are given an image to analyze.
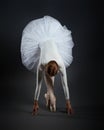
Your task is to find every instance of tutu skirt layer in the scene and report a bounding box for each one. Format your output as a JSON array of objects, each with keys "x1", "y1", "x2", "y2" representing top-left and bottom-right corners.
[{"x1": 21, "y1": 16, "x2": 74, "y2": 70}]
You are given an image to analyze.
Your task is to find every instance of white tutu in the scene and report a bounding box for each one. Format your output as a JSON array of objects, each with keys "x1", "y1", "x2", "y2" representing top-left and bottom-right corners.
[{"x1": 21, "y1": 16, "x2": 74, "y2": 71}]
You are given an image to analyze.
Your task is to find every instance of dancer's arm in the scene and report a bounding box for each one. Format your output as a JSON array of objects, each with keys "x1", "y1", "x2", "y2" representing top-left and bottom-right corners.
[
  {"x1": 34, "y1": 65, "x2": 43, "y2": 100},
  {"x1": 60, "y1": 66, "x2": 69, "y2": 100},
  {"x1": 59, "y1": 65, "x2": 73, "y2": 114},
  {"x1": 33, "y1": 65, "x2": 43, "y2": 115}
]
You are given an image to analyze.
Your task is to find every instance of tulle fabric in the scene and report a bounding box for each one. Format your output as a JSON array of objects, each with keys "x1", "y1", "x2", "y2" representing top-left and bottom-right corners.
[{"x1": 21, "y1": 16, "x2": 74, "y2": 71}]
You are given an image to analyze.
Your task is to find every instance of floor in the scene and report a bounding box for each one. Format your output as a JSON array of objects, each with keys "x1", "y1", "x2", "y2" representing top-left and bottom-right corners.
[
  {"x1": 0, "y1": 71, "x2": 104, "y2": 130},
  {"x1": 1, "y1": 102, "x2": 103, "y2": 130}
]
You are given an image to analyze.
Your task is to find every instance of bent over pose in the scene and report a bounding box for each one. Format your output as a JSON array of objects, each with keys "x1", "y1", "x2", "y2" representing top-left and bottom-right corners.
[{"x1": 21, "y1": 16, "x2": 74, "y2": 115}]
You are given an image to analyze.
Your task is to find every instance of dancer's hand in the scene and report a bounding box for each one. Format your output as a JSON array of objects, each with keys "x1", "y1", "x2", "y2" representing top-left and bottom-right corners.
[
  {"x1": 66, "y1": 100, "x2": 73, "y2": 115},
  {"x1": 32, "y1": 100, "x2": 39, "y2": 115}
]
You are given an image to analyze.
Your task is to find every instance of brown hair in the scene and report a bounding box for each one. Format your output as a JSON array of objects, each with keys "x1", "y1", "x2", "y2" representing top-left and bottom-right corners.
[{"x1": 45, "y1": 61, "x2": 59, "y2": 77}]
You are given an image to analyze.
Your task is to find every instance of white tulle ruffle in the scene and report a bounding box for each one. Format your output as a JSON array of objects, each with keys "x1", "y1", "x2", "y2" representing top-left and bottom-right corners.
[{"x1": 21, "y1": 16, "x2": 74, "y2": 70}]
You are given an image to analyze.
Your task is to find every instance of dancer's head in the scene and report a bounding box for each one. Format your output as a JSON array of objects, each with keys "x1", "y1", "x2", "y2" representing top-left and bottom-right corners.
[{"x1": 45, "y1": 60, "x2": 59, "y2": 77}]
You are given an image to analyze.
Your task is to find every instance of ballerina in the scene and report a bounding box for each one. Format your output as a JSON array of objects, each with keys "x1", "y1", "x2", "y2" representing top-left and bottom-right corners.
[{"x1": 21, "y1": 16, "x2": 74, "y2": 115}]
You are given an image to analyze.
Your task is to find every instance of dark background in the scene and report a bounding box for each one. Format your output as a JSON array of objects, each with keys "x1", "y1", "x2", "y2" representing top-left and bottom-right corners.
[{"x1": 0, "y1": 0, "x2": 103, "y2": 130}]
